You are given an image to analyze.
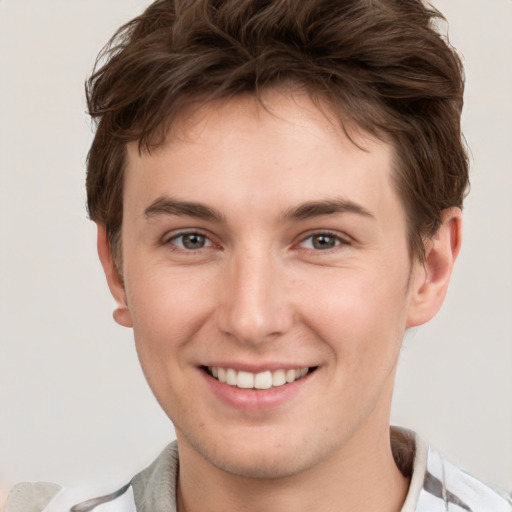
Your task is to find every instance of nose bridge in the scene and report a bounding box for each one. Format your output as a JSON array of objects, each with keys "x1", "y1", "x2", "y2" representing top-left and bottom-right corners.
[{"x1": 217, "y1": 245, "x2": 292, "y2": 344}]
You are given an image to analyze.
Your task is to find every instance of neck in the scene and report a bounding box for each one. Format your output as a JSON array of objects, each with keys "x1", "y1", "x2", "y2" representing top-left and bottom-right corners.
[{"x1": 176, "y1": 421, "x2": 410, "y2": 512}]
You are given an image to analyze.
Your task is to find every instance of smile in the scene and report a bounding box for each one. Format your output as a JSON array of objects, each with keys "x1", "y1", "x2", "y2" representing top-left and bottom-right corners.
[{"x1": 205, "y1": 366, "x2": 315, "y2": 390}]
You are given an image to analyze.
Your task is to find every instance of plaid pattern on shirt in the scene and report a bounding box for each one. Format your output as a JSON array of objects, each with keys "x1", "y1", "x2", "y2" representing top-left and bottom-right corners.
[{"x1": 6, "y1": 428, "x2": 511, "y2": 512}]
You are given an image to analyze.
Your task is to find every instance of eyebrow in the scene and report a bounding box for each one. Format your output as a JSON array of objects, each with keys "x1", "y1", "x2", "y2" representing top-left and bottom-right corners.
[
  {"x1": 283, "y1": 198, "x2": 375, "y2": 221},
  {"x1": 144, "y1": 197, "x2": 225, "y2": 222},
  {"x1": 143, "y1": 196, "x2": 374, "y2": 223}
]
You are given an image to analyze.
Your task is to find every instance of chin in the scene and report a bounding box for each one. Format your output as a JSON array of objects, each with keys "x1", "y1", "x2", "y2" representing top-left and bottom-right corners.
[
  {"x1": 207, "y1": 450, "x2": 313, "y2": 480},
  {"x1": 223, "y1": 452, "x2": 309, "y2": 479},
  {"x1": 179, "y1": 428, "x2": 332, "y2": 480}
]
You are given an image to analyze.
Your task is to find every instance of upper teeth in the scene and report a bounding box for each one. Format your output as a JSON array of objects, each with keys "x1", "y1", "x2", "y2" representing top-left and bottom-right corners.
[{"x1": 208, "y1": 367, "x2": 310, "y2": 389}]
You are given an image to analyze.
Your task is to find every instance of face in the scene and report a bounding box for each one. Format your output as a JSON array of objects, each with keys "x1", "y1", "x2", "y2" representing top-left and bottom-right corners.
[{"x1": 110, "y1": 90, "x2": 428, "y2": 479}]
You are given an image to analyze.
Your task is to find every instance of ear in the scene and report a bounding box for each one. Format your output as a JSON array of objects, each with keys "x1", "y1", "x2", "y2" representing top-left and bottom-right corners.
[
  {"x1": 96, "y1": 224, "x2": 133, "y2": 328},
  {"x1": 406, "y1": 208, "x2": 463, "y2": 327}
]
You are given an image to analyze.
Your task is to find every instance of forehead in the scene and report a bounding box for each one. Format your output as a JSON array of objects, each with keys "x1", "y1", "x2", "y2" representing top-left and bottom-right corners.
[
  {"x1": 123, "y1": 90, "x2": 399, "y2": 223},
  {"x1": 146, "y1": 90, "x2": 387, "y2": 161}
]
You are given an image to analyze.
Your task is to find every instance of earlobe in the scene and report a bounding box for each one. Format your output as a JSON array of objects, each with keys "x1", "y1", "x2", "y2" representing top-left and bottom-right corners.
[
  {"x1": 96, "y1": 224, "x2": 133, "y2": 328},
  {"x1": 406, "y1": 208, "x2": 463, "y2": 327}
]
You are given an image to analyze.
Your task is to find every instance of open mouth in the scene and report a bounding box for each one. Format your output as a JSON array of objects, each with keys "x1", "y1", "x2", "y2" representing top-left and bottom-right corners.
[{"x1": 202, "y1": 366, "x2": 317, "y2": 390}]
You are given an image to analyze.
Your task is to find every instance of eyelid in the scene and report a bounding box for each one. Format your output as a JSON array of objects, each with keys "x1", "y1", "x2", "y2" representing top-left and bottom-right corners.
[
  {"x1": 163, "y1": 228, "x2": 206, "y2": 241},
  {"x1": 161, "y1": 228, "x2": 351, "y2": 251},
  {"x1": 296, "y1": 230, "x2": 352, "y2": 250},
  {"x1": 163, "y1": 228, "x2": 215, "y2": 249}
]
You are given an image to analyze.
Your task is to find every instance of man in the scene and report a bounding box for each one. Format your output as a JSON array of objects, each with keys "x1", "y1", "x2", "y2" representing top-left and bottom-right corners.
[{"x1": 5, "y1": 0, "x2": 511, "y2": 511}]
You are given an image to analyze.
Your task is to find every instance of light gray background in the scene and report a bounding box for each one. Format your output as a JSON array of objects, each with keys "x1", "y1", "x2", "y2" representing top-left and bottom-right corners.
[{"x1": 1, "y1": 0, "x2": 511, "y2": 493}]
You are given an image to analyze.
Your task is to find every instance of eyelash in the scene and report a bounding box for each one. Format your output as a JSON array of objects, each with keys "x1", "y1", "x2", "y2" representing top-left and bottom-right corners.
[
  {"x1": 298, "y1": 231, "x2": 350, "y2": 252},
  {"x1": 164, "y1": 230, "x2": 214, "y2": 251},
  {"x1": 163, "y1": 230, "x2": 350, "y2": 253}
]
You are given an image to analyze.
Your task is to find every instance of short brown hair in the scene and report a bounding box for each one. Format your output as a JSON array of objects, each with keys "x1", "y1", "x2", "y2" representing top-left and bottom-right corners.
[{"x1": 86, "y1": 0, "x2": 469, "y2": 264}]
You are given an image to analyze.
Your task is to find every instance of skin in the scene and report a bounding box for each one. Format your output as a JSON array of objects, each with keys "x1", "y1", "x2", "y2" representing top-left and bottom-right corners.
[
  {"x1": 98, "y1": 90, "x2": 462, "y2": 512},
  {"x1": 0, "y1": 489, "x2": 8, "y2": 511}
]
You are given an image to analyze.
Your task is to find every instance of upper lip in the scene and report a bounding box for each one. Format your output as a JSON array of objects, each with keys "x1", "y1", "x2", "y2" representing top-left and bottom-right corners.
[{"x1": 202, "y1": 362, "x2": 315, "y2": 373}]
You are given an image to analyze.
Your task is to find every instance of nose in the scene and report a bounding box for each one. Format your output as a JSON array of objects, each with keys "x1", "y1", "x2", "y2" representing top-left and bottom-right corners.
[{"x1": 216, "y1": 249, "x2": 294, "y2": 345}]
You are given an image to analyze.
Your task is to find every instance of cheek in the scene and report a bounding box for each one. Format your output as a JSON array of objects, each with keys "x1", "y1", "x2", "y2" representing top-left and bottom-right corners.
[
  {"x1": 299, "y1": 264, "x2": 409, "y2": 364},
  {"x1": 124, "y1": 268, "x2": 217, "y2": 416},
  {"x1": 125, "y1": 266, "x2": 215, "y2": 365}
]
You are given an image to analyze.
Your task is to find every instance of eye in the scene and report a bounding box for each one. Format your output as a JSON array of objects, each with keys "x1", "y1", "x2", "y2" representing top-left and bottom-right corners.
[
  {"x1": 168, "y1": 232, "x2": 212, "y2": 250},
  {"x1": 299, "y1": 232, "x2": 347, "y2": 250}
]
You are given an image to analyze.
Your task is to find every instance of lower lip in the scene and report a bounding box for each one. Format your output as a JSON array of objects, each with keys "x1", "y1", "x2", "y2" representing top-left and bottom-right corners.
[{"x1": 201, "y1": 369, "x2": 314, "y2": 411}]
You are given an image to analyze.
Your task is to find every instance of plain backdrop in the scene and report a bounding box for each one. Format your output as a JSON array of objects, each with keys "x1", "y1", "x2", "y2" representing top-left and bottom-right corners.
[{"x1": 1, "y1": 0, "x2": 511, "y2": 494}]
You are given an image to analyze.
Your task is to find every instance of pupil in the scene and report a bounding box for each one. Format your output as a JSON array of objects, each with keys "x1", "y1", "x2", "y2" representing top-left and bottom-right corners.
[
  {"x1": 313, "y1": 235, "x2": 335, "y2": 250},
  {"x1": 183, "y1": 233, "x2": 205, "y2": 249}
]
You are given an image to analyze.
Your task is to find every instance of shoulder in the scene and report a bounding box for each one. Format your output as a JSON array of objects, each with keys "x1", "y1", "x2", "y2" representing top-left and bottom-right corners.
[
  {"x1": 3, "y1": 442, "x2": 179, "y2": 512},
  {"x1": 5, "y1": 482, "x2": 61, "y2": 512},
  {"x1": 5, "y1": 482, "x2": 136, "y2": 512},
  {"x1": 395, "y1": 427, "x2": 512, "y2": 512},
  {"x1": 421, "y1": 447, "x2": 512, "y2": 512}
]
